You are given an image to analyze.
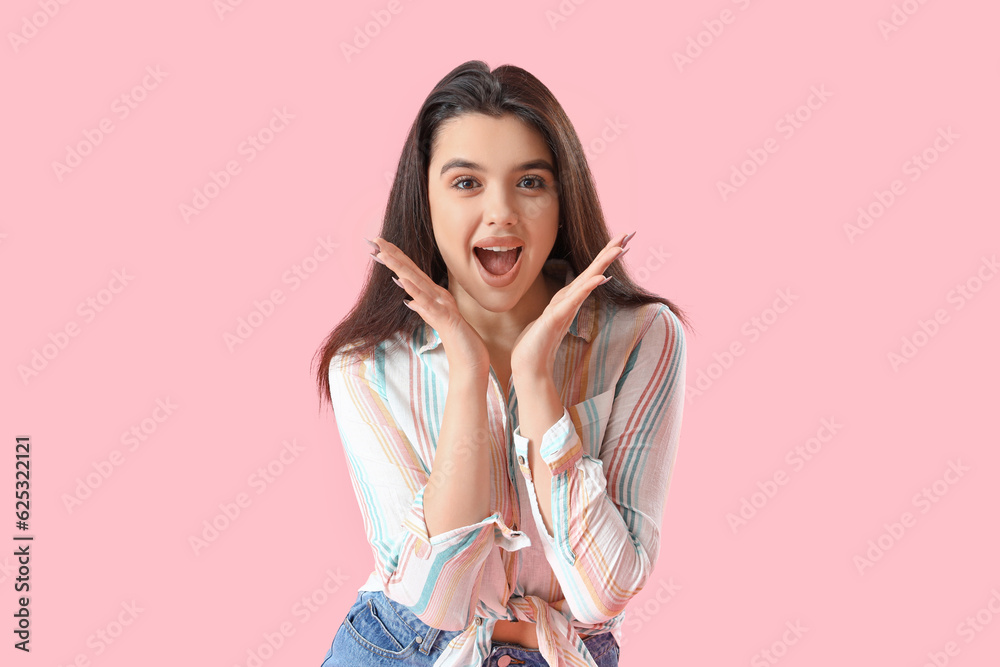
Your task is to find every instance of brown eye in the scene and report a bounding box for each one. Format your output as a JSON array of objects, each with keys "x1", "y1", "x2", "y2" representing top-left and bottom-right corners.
[{"x1": 451, "y1": 177, "x2": 479, "y2": 190}]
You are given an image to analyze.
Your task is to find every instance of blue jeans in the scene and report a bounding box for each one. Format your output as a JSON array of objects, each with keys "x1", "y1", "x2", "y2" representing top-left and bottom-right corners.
[{"x1": 320, "y1": 590, "x2": 620, "y2": 666}]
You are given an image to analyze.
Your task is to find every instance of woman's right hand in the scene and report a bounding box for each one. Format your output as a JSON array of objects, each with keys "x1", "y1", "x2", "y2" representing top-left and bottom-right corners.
[{"x1": 368, "y1": 237, "x2": 491, "y2": 377}]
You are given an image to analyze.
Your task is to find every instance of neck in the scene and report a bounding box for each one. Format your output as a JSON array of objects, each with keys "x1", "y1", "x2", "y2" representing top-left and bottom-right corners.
[{"x1": 453, "y1": 272, "x2": 561, "y2": 347}]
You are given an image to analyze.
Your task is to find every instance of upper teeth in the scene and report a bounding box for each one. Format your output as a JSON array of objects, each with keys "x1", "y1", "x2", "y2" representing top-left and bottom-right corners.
[{"x1": 480, "y1": 246, "x2": 518, "y2": 252}]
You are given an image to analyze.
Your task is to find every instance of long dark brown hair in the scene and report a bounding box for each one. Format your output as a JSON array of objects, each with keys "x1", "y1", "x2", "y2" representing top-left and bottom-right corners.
[{"x1": 312, "y1": 60, "x2": 691, "y2": 411}]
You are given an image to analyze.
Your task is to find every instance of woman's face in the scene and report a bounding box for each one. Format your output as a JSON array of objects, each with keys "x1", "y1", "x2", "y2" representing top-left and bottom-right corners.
[{"x1": 427, "y1": 112, "x2": 559, "y2": 315}]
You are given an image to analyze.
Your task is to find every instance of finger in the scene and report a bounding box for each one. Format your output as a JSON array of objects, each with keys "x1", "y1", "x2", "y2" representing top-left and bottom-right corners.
[
  {"x1": 391, "y1": 275, "x2": 433, "y2": 306},
  {"x1": 372, "y1": 240, "x2": 462, "y2": 333},
  {"x1": 367, "y1": 243, "x2": 434, "y2": 315},
  {"x1": 555, "y1": 263, "x2": 624, "y2": 320},
  {"x1": 532, "y1": 239, "x2": 625, "y2": 334},
  {"x1": 596, "y1": 231, "x2": 630, "y2": 254},
  {"x1": 580, "y1": 234, "x2": 631, "y2": 281},
  {"x1": 370, "y1": 238, "x2": 438, "y2": 294},
  {"x1": 610, "y1": 231, "x2": 631, "y2": 248},
  {"x1": 390, "y1": 271, "x2": 435, "y2": 313},
  {"x1": 548, "y1": 270, "x2": 610, "y2": 323},
  {"x1": 603, "y1": 232, "x2": 632, "y2": 259},
  {"x1": 562, "y1": 241, "x2": 629, "y2": 298}
]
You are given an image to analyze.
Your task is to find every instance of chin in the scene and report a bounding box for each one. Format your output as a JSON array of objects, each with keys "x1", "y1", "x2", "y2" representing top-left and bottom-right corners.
[{"x1": 474, "y1": 292, "x2": 520, "y2": 312}]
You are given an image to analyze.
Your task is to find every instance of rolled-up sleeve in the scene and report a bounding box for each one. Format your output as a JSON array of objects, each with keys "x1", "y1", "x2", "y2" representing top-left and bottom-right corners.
[
  {"x1": 512, "y1": 304, "x2": 687, "y2": 624},
  {"x1": 328, "y1": 348, "x2": 514, "y2": 631}
]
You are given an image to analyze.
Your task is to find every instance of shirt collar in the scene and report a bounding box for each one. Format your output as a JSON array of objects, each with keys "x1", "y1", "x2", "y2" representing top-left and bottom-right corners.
[{"x1": 416, "y1": 258, "x2": 597, "y2": 355}]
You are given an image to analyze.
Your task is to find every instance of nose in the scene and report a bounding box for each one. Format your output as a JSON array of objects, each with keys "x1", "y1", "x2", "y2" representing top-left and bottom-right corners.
[{"x1": 483, "y1": 184, "x2": 518, "y2": 227}]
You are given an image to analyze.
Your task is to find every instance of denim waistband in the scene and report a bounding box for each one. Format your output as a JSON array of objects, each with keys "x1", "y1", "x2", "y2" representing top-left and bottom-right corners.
[
  {"x1": 360, "y1": 590, "x2": 464, "y2": 656},
  {"x1": 360, "y1": 590, "x2": 616, "y2": 658},
  {"x1": 490, "y1": 627, "x2": 616, "y2": 655}
]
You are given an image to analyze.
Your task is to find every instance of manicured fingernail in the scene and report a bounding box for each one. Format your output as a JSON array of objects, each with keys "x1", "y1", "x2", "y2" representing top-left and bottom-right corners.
[
  {"x1": 621, "y1": 231, "x2": 636, "y2": 248},
  {"x1": 403, "y1": 299, "x2": 415, "y2": 309},
  {"x1": 371, "y1": 251, "x2": 386, "y2": 265},
  {"x1": 364, "y1": 237, "x2": 380, "y2": 251},
  {"x1": 616, "y1": 246, "x2": 631, "y2": 260},
  {"x1": 599, "y1": 275, "x2": 614, "y2": 285},
  {"x1": 392, "y1": 276, "x2": 404, "y2": 289}
]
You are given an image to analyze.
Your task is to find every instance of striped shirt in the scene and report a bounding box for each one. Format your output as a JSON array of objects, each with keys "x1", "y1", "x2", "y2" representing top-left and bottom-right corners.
[{"x1": 327, "y1": 258, "x2": 687, "y2": 666}]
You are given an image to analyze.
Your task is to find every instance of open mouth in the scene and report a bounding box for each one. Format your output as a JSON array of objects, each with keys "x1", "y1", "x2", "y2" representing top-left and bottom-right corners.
[{"x1": 473, "y1": 246, "x2": 523, "y2": 276}]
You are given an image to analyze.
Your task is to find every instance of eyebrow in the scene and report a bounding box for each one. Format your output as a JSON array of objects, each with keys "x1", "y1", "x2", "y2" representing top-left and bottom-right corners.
[{"x1": 439, "y1": 158, "x2": 555, "y2": 177}]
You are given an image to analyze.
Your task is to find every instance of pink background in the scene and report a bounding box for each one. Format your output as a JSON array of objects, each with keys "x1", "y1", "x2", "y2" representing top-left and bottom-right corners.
[{"x1": 4, "y1": 1, "x2": 999, "y2": 665}]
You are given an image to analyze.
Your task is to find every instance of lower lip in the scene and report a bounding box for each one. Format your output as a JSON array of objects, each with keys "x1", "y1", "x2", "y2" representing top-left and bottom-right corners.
[{"x1": 475, "y1": 248, "x2": 523, "y2": 288}]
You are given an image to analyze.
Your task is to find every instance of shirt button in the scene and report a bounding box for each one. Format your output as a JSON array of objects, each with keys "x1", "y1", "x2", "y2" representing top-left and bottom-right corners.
[
  {"x1": 475, "y1": 617, "x2": 482, "y2": 626},
  {"x1": 517, "y1": 455, "x2": 525, "y2": 465},
  {"x1": 498, "y1": 656, "x2": 512, "y2": 667}
]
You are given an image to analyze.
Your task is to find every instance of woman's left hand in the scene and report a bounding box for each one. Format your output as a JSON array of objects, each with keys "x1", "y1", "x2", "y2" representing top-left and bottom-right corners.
[{"x1": 510, "y1": 231, "x2": 634, "y2": 383}]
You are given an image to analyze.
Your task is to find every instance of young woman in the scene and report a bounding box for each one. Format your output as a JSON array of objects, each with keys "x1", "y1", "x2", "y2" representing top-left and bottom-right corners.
[{"x1": 313, "y1": 60, "x2": 689, "y2": 667}]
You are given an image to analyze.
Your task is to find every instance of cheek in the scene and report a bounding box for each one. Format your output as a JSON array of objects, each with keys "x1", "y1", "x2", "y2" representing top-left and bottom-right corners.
[
  {"x1": 428, "y1": 218, "x2": 467, "y2": 269},
  {"x1": 524, "y1": 191, "x2": 558, "y2": 220},
  {"x1": 428, "y1": 195, "x2": 451, "y2": 243},
  {"x1": 429, "y1": 192, "x2": 463, "y2": 226},
  {"x1": 428, "y1": 192, "x2": 443, "y2": 227}
]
